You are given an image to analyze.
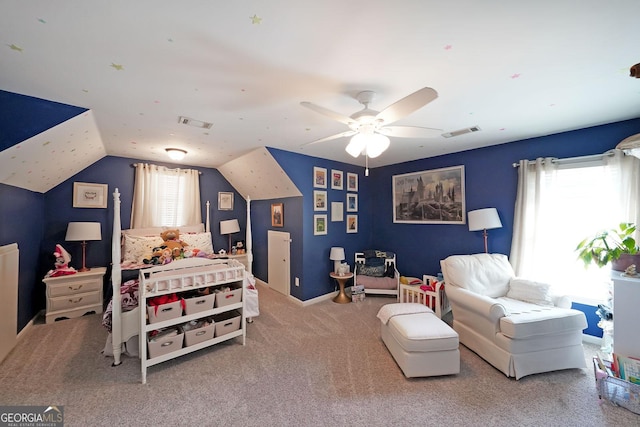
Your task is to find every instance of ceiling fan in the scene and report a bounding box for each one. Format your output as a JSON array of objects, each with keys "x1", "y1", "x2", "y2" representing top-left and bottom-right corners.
[{"x1": 300, "y1": 87, "x2": 441, "y2": 161}]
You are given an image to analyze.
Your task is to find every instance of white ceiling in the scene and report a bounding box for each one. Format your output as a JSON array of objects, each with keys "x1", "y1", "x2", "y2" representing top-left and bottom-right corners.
[{"x1": 2, "y1": 1, "x2": 639, "y2": 174}]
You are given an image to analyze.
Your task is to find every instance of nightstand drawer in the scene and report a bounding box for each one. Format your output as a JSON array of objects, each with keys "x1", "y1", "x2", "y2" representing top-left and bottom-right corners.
[
  {"x1": 48, "y1": 290, "x2": 102, "y2": 312},
  {"x1": 46, "y1": 277, "x2": 102, "y2": 298}
]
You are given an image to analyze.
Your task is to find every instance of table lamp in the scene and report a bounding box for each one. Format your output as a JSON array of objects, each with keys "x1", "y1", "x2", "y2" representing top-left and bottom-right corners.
[
  {"x1": 468, "y1": 208, "x2": 502, "y2": 253},
  {"x1": 220, "y1": 219, "x2": 240, "y2": 253},
  {"x1": 65, "y1": 222, "x2": 102, "y2": 271},
  {"x1": 329, "y1": 247, "x2": 345, "y2": 274}
]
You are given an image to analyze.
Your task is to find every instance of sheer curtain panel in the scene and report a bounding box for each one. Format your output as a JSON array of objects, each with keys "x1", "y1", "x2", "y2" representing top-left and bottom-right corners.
[{"x1": 131, "y1": 163, "x2": 201, "y2": 228}]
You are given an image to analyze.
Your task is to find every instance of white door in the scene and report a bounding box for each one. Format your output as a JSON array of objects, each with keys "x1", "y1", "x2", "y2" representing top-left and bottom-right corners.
[{"x1": 268, "y1": 231, "x2": 290, "y2": 296}]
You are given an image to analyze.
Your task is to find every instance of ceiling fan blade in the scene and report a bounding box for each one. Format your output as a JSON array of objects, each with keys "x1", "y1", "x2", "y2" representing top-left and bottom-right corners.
[
  {"x1": 376, "y1": 87, "x2": 438, "y2": 125},
  {"x1": 300, "y1": 102, "x2": 355, "y2": 126},
  {"x1": 301, "y1": 130, "x2": 357, "y2": 147},
  {"x1": 378, "y1": 126, "x2": 442, "y2": 138}
]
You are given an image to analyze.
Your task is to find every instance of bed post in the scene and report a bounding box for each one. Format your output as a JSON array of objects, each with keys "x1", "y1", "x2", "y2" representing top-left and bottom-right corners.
[
  {"x1": 206, "y1": 200, "x2": 210, "y2": 232},
  {"x1": 111, "y1": 188, "x2": 123, "y2": 366},
  {"x1": 246, "y1": 196, "x2": 252, "y2": 274}
]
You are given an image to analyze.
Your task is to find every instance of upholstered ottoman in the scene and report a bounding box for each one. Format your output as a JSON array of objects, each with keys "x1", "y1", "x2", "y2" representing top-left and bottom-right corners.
[{"x1": 377, "y1": 303, "x2": 460, "y2": 378}]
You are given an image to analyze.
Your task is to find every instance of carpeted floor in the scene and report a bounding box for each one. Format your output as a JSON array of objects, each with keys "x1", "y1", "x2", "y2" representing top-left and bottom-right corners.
[{"x1": 0, "y1": 284, "x2": 638, "y2": 426}]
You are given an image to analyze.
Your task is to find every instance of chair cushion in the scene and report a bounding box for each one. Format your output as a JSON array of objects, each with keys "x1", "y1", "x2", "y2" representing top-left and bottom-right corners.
[
  {"x1": 442, "y1": 253, "x2": 514, "y2": 297},
  {"x1": 497, "y1": 297, "x2": 588, "y2": 338},
  {"x1": 387, "y1": 313, "x2": 459, "y2": 353}
]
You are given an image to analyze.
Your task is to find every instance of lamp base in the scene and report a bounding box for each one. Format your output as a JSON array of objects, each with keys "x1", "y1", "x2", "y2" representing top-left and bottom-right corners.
[{"x1": 79, "y1": 240, "x2": 90, "y2": 272}]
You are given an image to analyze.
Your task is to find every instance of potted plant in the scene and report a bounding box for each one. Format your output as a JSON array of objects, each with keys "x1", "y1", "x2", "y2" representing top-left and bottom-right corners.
[{"x1": 576, "y1": 222, "x2": 640, "y2": 271}]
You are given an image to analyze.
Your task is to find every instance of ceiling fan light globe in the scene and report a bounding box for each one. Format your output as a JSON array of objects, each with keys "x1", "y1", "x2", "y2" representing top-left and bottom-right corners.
[
  {"x1": 365, "y1": 134, "x2": 390, "y2": 158},
  {"x1": 346, "y1": 134, "x2": 366, "y2": 157}
]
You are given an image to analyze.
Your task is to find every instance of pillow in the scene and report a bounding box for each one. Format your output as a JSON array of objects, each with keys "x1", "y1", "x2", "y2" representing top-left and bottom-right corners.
[
  {"x1": 123, "y1": 227, "x2": 163, "y2": 237},
  {"x1": 506, "y1": 278, "x2": 554, "y2": 306},
  {"x1": 365, "y1": 256, "x2": 385, "y2": 267},
  {"x1": 180, "y1": 232, "x2": 214, "y2": 255},
  {"x1": 122, "y1": 234, "x2": 164, "y2": 263},
  {"x1": 173, "y1": 224, "x2": 205, "y2": 234},
  {"x1": 357, "y1": 264, "x2": 386, "y2": 277}
]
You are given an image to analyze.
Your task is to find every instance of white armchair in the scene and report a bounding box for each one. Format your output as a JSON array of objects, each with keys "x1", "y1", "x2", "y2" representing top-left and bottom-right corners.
[{"x1": 441, "y1": 253, "x2": 588, "y2": 380}]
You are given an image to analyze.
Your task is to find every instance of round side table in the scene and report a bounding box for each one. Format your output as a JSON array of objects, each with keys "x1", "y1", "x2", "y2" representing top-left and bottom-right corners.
[{"x1": 330, "y1": 272, "x2": 354, "y2": 304}]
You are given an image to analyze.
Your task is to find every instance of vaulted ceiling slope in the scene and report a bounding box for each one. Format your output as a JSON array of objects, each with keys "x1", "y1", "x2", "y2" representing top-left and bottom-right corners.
[
  {"x1": 0, "y1": 108, "x2": 106, "y2": 193},
  {"x1": 1, "y1": 2, "x2": 639, "y2": 182},
  {"x1": 218, "y1": 147, "x2": 301, "y2": 201}
]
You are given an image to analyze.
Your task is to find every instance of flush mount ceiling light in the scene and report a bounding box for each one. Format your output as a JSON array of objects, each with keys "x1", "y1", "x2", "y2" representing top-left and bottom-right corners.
[{"x1": 165, "y1": 148, "x2": 187, "y2": 161}]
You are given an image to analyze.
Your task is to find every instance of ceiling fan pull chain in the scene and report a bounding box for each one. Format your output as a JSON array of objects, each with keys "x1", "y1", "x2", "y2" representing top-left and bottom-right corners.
[{"x1": 365, "y1": 155, "x2": 369, "y2": 176}]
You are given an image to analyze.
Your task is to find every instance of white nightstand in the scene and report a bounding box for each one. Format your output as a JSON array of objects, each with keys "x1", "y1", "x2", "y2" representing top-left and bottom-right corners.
[{"x1": 42, "y1": 267, "x2": 106, "y2": 324}]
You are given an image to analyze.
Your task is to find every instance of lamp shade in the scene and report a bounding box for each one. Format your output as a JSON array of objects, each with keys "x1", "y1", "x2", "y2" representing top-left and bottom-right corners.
[
  {"x1": 468, "y1": 208, "x2": 502, "y2": 231},
  {"x1": 220, "y1": 219, "x2": 240, "y2": 235},
  {"x1": 329, "y1": 247, "x2": 345, "y2": 261},
  {"x1": 65, "y1": 222, "x2": 102, "y2": 241}
]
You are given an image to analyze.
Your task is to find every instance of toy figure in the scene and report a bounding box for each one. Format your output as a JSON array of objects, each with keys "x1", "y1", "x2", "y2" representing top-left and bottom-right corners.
[{"x1": 46, "y1": 244, "x2": 77, "y2": 277}]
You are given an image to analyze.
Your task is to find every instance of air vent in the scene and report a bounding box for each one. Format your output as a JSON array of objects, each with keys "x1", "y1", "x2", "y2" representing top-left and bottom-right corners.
[
  {"x1": 178, "y1": 116, "x2": 213, "y2": 129},
  {"x1": 442, "y1": 126, "x2": 481, "y2": 138}
]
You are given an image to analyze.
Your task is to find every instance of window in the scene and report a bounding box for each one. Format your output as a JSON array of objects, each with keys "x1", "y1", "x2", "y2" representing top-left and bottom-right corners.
[
  {"x1": 131, "y1": 164, "x2": 201, "y2": 228},
  {"x1": 511, "y1": 151, "x2": 639, "y2": 304}
]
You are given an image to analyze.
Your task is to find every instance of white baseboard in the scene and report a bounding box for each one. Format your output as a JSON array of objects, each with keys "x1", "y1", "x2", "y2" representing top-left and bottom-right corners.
[
  {"x1": 582, "y1": 333, "x2": 602, "y2": 345},
  {"x1": 17, "y1": 310, "x2": 43, "y2": 340},
  {"x1": 258, "y1": 277, "x2": 337, "y2": 306}
]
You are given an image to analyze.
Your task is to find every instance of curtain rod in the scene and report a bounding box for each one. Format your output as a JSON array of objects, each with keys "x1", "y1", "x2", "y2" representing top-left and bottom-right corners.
[
  {"x1": 512, "y1": 150, "x2": 615, "y2": 168},
  {"x1": 132, "y1": 163, "x2": 202, "y2": 174}
]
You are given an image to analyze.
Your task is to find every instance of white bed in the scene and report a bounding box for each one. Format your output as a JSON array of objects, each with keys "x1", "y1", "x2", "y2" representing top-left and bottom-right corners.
[
  {"x1": 353, "y1": 251, "x2": 400, "y2": 298},
  {"x1": 108, "y1": 188, "x2": 254, "y2": 366}
]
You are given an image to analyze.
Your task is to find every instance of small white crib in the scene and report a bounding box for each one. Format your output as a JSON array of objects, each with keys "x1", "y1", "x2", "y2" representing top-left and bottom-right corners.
[{"x1": 399, "y1": 275, "x2": 451, "y2": 319}]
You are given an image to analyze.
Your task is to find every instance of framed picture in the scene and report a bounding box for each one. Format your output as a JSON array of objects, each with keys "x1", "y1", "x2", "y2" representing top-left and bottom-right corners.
[
  {"x1": 392, "y1": 165, "x2": 466, "y2": 224},
  {"x1": 313, "y1": 166, "x2": 327, "y2": 188},
  {"x1": 331, "y1": 202, "x2": 343, "y2": 222},
  {"x1": 346, "y1": 193, "x2": 358, "y2": 212},
  {"x1": 218, "y1": 192, "x2": 234, "y2": 210},
  {"x1": 347, "y1": 172, "x2": 358, "y2": 192},
  {"x1": 331, "y1": 169, "x2": 343, "y2": 190},
  {"x1": 271, "y1": 203, "x2": 284, "y2": 227},
  {"x1": 73, "y1": 182, "x2": 107, "y2": 208},
  {"x1": 346, "y1": 214, "x2": 358, "y2": 233},
  {"x1": 314, "y1": 190, "x2": 327, "y2": 211},
  {"x1": 314, "y1": 214, "x2": 327, "y2": 235}
]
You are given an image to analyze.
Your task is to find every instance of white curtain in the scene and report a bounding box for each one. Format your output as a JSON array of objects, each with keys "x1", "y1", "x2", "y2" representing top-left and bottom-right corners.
[
  {"x1": 131, "y1": 163, "x2": 201, "y2": 228},
  {"x1": 509, "y1": 157, "x2": 557, "y2": 277},
  {"x1": 510, "y1": 150, "x2": 640, "y2": 298},
  {"x1": 605, "y1": 149, "x2": 640, "y2": 227}
]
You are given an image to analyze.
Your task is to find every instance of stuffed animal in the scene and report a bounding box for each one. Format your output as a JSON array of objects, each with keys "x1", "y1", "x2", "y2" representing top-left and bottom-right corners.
[
  {"x1": 160, "y1": 229, "x2": 188, "y2": 258},
  {"x1": 46, "y1": 244, "x2": 77, "y2": 277},
  {"x1": 143, "y1": 246, "x2": 165, "y2": 265}
]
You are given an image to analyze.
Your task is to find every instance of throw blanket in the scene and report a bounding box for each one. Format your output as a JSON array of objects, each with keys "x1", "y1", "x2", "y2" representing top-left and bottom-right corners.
[
  {"x1": 376, "y1": 303, "x2": 433, "y2": 325},
  {"x1": 102, "y1": 279, "x2": 140, "y2": 332}
]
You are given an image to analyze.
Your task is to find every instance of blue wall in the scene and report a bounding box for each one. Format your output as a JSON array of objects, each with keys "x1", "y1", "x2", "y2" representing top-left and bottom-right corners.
[
  {"x1": 268, "y1": 148, "x2": 372, "y2": 300},
  {"x1": 370, "y1": 119, "x2": 640, "y2": 279},
  {"x1": 0, "y1": 155, "x2": 245, "y2": 331},
  {"x1": 0, "y1": 184, "x2": 45, "y2": 331},
  {"x1": 0, "y1": 90, "x2": 86, "y2": 151}
]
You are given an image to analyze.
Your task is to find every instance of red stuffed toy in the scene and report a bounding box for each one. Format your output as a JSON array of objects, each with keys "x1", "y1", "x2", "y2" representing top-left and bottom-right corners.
[{"x1": 46, "y1": 244, "x2": 77, "y2": 277}]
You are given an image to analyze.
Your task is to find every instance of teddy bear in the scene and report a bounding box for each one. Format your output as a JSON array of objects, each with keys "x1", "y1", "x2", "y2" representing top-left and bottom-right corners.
[{"x1": 160, "y1": 229, "x2": 188, "y2": 259}]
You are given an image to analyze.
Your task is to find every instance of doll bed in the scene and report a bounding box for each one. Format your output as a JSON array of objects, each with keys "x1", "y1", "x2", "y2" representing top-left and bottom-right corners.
[
  {"x1": 353, "y1": 251, "x2": 400, "y2": 298},
  {"x1": 108, "y1": 188, "x2": 255, "y2": 366}
]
